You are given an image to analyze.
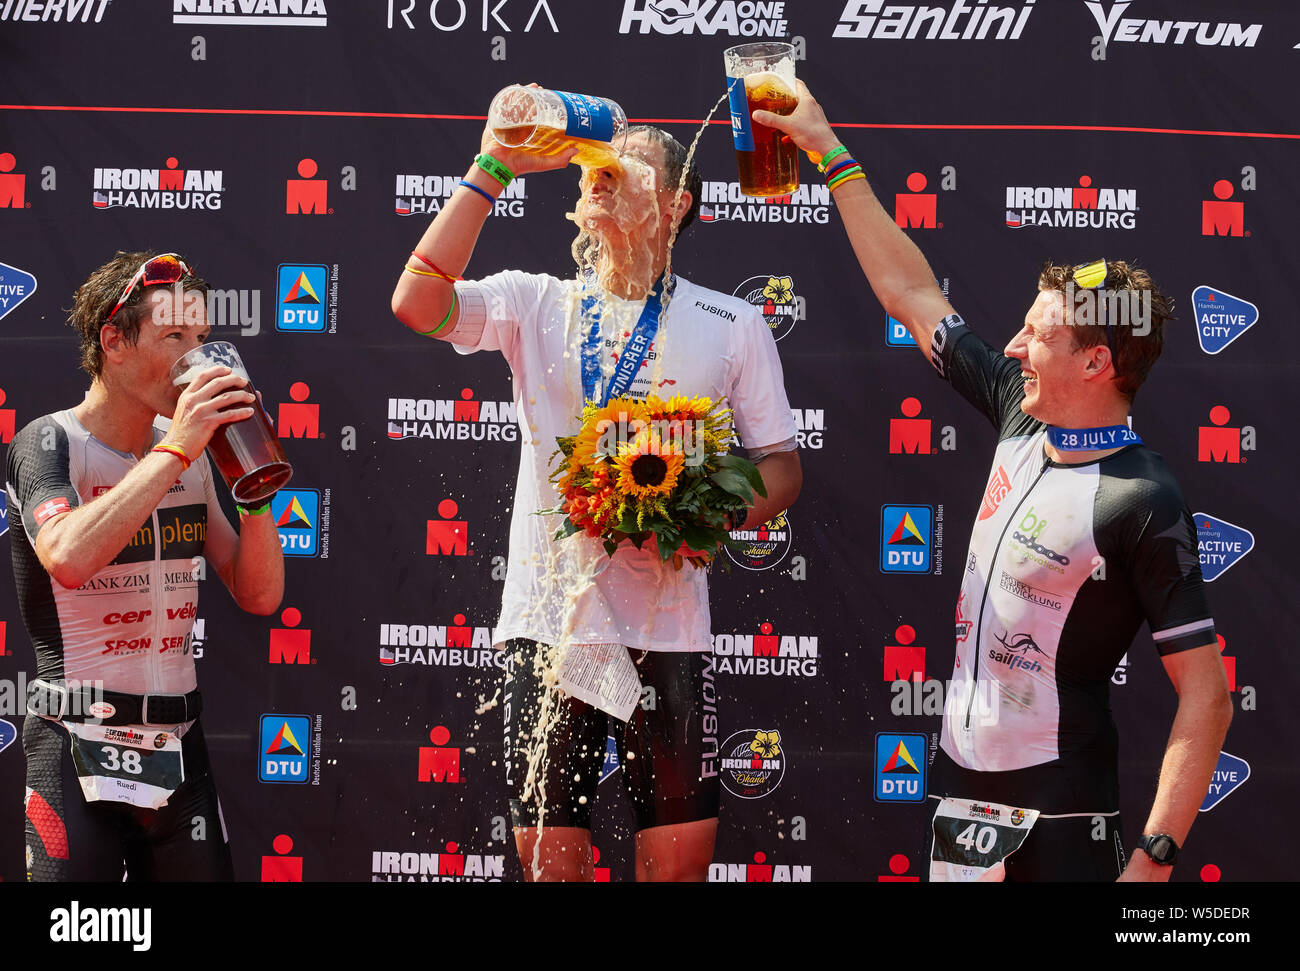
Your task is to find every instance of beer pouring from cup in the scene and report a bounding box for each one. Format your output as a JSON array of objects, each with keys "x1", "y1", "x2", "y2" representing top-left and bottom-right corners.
[{"x1": 168, "y1": 342, "x2": 293, "y2": 505}]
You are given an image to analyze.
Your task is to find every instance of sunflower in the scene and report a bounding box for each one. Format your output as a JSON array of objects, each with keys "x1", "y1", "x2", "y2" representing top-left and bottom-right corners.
[{"x1": 613, "y1": 429, "x2": 685, "y2": 500}]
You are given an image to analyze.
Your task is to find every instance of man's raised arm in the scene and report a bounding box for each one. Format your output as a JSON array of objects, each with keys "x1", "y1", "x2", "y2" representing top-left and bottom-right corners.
[
  {"x1": 755, "y1": 81, "x2": 955, "y2": 360},
  {"x1": 391, "y1": 104, "x2": 576, "y2": 338}
]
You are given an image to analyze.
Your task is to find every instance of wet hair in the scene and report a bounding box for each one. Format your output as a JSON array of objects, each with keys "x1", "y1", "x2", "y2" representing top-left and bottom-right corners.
[
  {"x1": 626, "y1": 125, "x2": 703, "y2": 234},
  {"x1": 67, "y1": 250, "x2": 208, "y2": 377},
  {"x1": 1037, "y1": 259, "x2": 1174, "y2": 402}
]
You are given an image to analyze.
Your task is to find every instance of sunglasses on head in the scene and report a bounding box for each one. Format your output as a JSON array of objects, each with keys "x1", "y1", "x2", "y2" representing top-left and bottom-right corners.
[
  {"x1": 1072, "y1": 257, "x2": 1117, "y2": 361},
  {"x1": 105, "y1": 253, "x2": 193, "y2": 325}
]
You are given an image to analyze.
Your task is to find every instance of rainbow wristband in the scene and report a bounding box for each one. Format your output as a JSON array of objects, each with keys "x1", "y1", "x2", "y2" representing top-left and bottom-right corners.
[
  {"x1": 473, "y1": 154, "x2": 514, "y2": 188},
  {"x1": 828, "y1": 166, "x2": 864, "y2": 189},
  {"x1": 418, "y1": 290, "x2": 458, "y2": 338},
  {"x1": 823, "y1": 156, "x2": 859, "y2": 181},
  {"x1": 151, "y1": 443, "x2": 191, "y2": 471},
  {"x1": 815, "y1": 145, "x2": 849, "y2": 173},
  {"x1": 828, "y1": 170, "x2": 866, "y2": 192}
]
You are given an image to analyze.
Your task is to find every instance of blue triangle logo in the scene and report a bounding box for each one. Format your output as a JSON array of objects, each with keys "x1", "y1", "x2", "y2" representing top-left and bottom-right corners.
[
  {"x1": 1192, "y1": 286, "x2": 1258, "y2": 355},
  {"x1": 0, "y1": 492, "x2": 8, "y2": 537},
  {"x1": 0, "y1": 262, "x2": 38, "y2": 322},
  {"x1": 1194, "y1": 512, "x2": 1254, "y2": 582},
  {"x1": 1200, "y1": 751, "x2": 1249, "y2": 811},
  {"x1": 0, "y1": 719, "x2": 16, "y2": 755}
]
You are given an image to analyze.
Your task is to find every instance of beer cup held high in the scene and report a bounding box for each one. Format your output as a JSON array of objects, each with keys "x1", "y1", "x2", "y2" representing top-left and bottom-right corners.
[
  {"x1": 724, "y1": 43, "x2": 800, "y2": 197},
  {"x1": 169, "y1": 342, "x2": 292, "y2": 505},
  {"x1": 489, "y1": 85, "x2": 628, "y2": 170}
]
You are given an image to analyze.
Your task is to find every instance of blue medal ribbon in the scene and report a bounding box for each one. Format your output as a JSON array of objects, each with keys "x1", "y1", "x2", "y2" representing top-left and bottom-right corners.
[
  {"x1": 1046, "y1": 424, "x2": 1142, "y2": 451},
  {"x1": 579, "y1": 276, "x2": 666, "y2": 407}
]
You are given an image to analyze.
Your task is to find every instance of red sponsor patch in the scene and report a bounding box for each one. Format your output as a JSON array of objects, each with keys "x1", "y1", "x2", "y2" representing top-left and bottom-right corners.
[
  {"x1": 33, "y1": 497, "x2": 72, "y2": 526},
  {"x1": 978, "y1": 466, "x2": 1012, "y2": 521}
]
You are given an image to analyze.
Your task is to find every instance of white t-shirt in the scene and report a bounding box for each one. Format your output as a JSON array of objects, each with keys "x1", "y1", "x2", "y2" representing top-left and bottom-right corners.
[{"x1": 450, "y1": 271, "x2": 797, "y2": 652}]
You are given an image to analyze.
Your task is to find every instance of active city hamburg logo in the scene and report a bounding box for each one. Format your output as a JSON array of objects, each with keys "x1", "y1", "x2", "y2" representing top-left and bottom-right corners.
[
  {"x1": 1194, "y1": 513, "x2": 1254, "y2": 582},
  {"x1": 0, "y1": 261, "x2": 37, "y2": 322},
  {"x1": 1192, "y1": 287, "x2": 1257, "y2": 354}
]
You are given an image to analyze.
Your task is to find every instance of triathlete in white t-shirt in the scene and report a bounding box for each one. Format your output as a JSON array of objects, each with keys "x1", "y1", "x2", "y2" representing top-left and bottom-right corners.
[{"x1": 392, "y1": 120, "x2": 802, "y2": 882}]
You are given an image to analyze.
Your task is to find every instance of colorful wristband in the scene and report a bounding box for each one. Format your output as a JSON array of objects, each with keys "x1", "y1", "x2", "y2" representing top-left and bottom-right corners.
[
  {"x1": 827, "y1": 164, "x2": 863, "y2": 186},
  {"x1": 823, "y1": 156, "x2": 859, "y2": 181},
  {"x1": 815, "y1": 145, "x2": 849, "y2": 173},
  {"x1": 235, "y1": 497, "x2": 274, "y2": 516},
  {"x1": 458, "y1": 179, "x2": 497, "y2": 207},
  {"x1": 418, "y1": 290, "x2": 458, "y2": 338},
  {"x1": 828, "y1": 171, "x2": 867, "y2": 192},
  {"x1": 473, "y1": 154, "x2": 514, "y2": 188},
  {"x1": 151, "y1": 443, "x2": 191, "y2": 471},
  {"x1": 407, "y1": 251, "x2": 458, "y2": 283}
]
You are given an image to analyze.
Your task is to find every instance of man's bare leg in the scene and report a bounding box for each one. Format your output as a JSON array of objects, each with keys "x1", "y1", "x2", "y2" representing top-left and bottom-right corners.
[
  {"x1": 513, "y1": 825, "x2": 594, "y2": 882},
  {"x1": 634, "y1": 817, "x2": 718, "y2": 882}
]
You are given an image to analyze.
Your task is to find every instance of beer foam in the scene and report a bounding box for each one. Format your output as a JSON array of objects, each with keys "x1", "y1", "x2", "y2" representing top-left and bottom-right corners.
[{"x1": 172, "y1": 362, "x2": 250, "y2": 387}]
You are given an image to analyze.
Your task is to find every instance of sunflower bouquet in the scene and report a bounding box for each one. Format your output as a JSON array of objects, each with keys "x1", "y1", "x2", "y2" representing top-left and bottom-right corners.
[{"x1": 545, "y1": 395, "x2": 766, "y2": 568}]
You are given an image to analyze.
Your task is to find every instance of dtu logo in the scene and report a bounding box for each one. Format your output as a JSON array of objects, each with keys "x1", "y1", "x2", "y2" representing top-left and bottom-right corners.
[
  {"x1": 269, "y1": 607, "x2": 312, "y2": 664},
  {"x1": 880, "y1": 504, "x2": 933, "y2": 573},
  {"x1": 889, "y1": 397, "x2": 956, "y2": 454},
  {"x1": 1201, "y1": 172, "x2": 1252, "y2": 237},
  {"x1": 426, "y1": 499, "x2": 468, "y2": 555},
  {"x1": 276, "y1": 264, "x2": 329, "y2": 332},
  {"x1": 894, "y1": 167, "x2": 955, "y2": 230},
  {"x1": 278, "y1": 381, "x2": 320, "y2": 439},
  {"x1": 259, "y1": 715, "x2": 311, "y2": 784},
  {"x1": 874, "y1": 732, "x2": 926, "y2": 803},
  {"x1": 418, "y1": 725, "x2": 462, "y2": 783},
  {"x1": 883, "y1": 624, "x2": 924, "y2": 681},
  {"x1": 1197, "y1": 406, "x2": 1254, "y2": 463}
]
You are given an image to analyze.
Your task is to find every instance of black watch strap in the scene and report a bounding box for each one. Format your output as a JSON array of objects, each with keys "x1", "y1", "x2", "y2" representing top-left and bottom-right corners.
[{"x1": 1138, "y1": 833, "x2": 1179, "y2": 865}]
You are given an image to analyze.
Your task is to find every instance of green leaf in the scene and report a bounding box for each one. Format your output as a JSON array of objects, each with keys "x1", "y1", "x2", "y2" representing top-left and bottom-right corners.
[
  {"x1": 709, "y1": 467, "x2": 755, "y2": 503},
  {"x1": 680, "y1": 522, "x2": 719, "y2": 553},
  {"x1": 603, "y1": 538, "x2": 620, "y2": 558},
  {"x1": 553, "y1": 518, "x2": 582, "y2": 541},
  {"x1": 555, "y1": 436, "x2": 576, "y2": 458},
  {"x1": 716, "y1": 452, "x2": 768, "y2": 498}
]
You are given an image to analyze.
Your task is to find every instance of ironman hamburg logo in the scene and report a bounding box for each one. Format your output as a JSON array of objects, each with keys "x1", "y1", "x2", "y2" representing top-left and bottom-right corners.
[
  {"x1": 719, "y1": 729, "x2": 786, "y2": 799},
  {"x1": 874, "y1": 732, "x2": 926, "y2": 803},
  {"x1": 724, "y1": 510, "x2": 792, "y2": 571},
  {"x1": 734, "y1": 274, "x2": 802, "y2": 342}
]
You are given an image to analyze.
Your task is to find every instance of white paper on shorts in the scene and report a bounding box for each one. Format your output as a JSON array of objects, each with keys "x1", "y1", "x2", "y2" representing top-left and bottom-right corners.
[{"x1": 558, "y1": 643, "x2": 642, "y2": 722}]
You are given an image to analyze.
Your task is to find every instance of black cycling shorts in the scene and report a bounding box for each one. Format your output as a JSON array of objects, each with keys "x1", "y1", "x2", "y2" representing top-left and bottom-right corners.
[
  {"x1": 23, "y1": 714, "x2": 234, "y2": 882},
  {"x1": 927, "y1": 747, "x2": 1125, "y2": 881},
  {"x1": 502, "y1": 639, "x2": 720, "y2": 832}
]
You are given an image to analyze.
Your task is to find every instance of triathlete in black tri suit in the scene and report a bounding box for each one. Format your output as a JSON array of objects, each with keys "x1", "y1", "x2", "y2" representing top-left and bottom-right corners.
[
  {"x1": 6, "y1": 251, "x2": 284, "y2": 881},
  {"x1": 756, "y1": 84, "x2": 1232, "y2": 881}
]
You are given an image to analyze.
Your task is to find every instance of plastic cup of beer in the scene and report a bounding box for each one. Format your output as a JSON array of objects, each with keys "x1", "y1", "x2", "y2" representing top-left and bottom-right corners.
[
  {"x1": 488, "y1": 85, "x2": 627, "y2": 170},
  {"x1": 169, "y1": 342, "x2": 293, "y2": 505},
  {"x1": 723, "y1": 42, "x2": 800, "y2": 197}
]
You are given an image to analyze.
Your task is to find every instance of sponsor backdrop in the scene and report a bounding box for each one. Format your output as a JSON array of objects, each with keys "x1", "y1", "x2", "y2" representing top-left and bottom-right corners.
[{"x1": 1, "y1": 1, "x2": 1296, "y2": 882}]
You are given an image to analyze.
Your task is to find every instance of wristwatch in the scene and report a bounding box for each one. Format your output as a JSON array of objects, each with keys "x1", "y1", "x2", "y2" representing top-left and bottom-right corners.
[{"x1": 1138, "y1": 833, "x2": 1179, "y2": 865}]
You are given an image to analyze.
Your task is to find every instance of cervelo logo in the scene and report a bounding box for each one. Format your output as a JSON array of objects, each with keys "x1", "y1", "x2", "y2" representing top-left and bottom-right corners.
[
  {"x1": 833, "y1": 0, "x2": 1035, "y2": 40},
  {"x1": 1005, "y1": 174, "x2": 1137, "y2": 230},
  {"x1": 0, "y1": 0, "x2": 110, "y2": 22},
  {"x1": 371, "y1": 843, "x2": 506, "y2": 882},
  {"x1": 386, "y1": 0, "x2": 558, "y2": 31},
  {"x1": 378, "y1": 613, "x2": 502, "y2": 668},
  {"x1": 388, "y1": 389, "x2": 519, "y2": 443},
  {"x1": 93, "y1": 157, "x2": 223, "y2": 211},
  {"x1": 173, "y1": 0, "x2": 326, "y2": 26},
  {"x1": 619, "y1": 0, "x2": 788, "y2": 36},
  {"x1": 395, "y1": 173, "x2": 528, "y2": 218},
  {"x1": 1085, "y1": 2, "x2": 1261, "y2": 50},
  {"x1": 710, "y1": 622, "x2": 818, "y2": 677},
  {"x1": 699, "y1": 182, "x2": 833, "y2": 225}
]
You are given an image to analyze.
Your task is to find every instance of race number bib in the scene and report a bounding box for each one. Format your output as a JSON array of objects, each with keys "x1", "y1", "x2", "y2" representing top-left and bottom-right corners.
[
  {"x1": 65, "y1": 723, "x2": 185, "y2": 810},
  {"x1": 929, "y1": 796, "x2": 1040, "y2": 882}
]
